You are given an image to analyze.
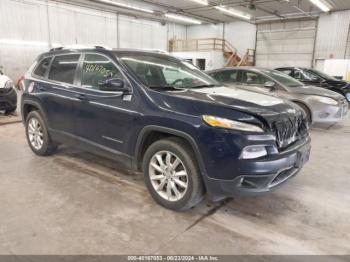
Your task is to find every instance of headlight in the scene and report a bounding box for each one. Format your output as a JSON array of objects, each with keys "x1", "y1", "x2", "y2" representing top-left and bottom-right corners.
[
  {"x1": 310, "y1": 96, "x2": 338, "y2": 105},
  {"x1": 202, "y1": 115, "x2": 264, "y2": 133}
]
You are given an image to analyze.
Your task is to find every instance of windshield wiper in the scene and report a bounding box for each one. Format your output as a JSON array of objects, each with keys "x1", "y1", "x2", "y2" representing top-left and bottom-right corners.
[
  {"x1": 191, "y1": 84, "x2": 217, "y2": 89},
  {"x1": 148, "y1": 86, "x2": 185, "y2": 91}
]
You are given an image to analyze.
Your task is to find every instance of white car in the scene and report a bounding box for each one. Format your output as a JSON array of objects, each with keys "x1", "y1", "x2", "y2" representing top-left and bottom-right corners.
[{"x1": 0, "y1": 70, "x2": 17, "y2": 113}]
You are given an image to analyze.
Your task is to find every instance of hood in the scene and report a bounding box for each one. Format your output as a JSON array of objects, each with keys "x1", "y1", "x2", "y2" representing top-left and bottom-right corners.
[
  {"x1": 325, "y1": 79, "x2": 349, "y2": 89},
  {"x1": 0, "y1": 75, "x2": 11, "y2": 89},
  {"x1": 164, "y1": 86, "x2": 302, "y2": 128},
  {"x1": 290, "y1": 85, "x2": 343, "y2": 99}
]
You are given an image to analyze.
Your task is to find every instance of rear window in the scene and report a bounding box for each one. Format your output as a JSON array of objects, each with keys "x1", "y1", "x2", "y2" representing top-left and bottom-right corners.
[
  {"x1": 33, "y1": 57, "x2": 52, "y2": 77},
  {"x1": 48, "y1": 54, "x2": 80, "y2": 84}
]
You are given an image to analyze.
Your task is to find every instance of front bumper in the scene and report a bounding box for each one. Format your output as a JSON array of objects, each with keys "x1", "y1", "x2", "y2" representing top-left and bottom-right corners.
[
  {"x1": 204, "y1": 137, "x2": 311, "y2": 200},
  {"x1": 0, "y1": 88, "x2": 17, "y2": 110},
  {"x1": 311, "y1": 101, "x2": 348, "y2": 124}
]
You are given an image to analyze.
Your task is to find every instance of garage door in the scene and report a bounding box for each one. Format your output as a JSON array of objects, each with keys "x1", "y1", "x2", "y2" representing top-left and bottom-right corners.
[{"x1": 256, "y1": 20, "x2": 317, "y2": 69}]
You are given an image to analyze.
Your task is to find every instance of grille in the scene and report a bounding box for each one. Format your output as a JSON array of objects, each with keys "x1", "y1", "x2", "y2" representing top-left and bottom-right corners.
[
  {"x1": 273, "y1": 114, "x2": 308, "y2": 149},
  {"x1": 269, "y1": 167, "x2": 297, "y2": 188}
]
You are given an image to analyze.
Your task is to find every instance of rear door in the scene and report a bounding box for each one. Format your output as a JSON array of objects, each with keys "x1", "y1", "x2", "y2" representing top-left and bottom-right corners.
[{"x1": 34, "y1": 53, "x2": 81, "y2": 138}]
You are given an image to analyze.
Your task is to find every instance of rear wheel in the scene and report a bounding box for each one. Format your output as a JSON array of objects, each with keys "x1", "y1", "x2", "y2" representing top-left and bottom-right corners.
[
  {"x1": 143, "y1": 137, "x2": 204, "y2": 211},
  {"x1": 25, "y1": 111, "x2": 57, "y2": 156}
]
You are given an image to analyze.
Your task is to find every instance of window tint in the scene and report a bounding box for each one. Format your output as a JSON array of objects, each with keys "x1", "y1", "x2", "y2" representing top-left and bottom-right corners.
[
  {"x1": 295, "y1": 69, "x2": 323, "y2": 81},
  {"x1": 278, "y1": 69, "x2": 292, "y2": 76},
  {"x1": 33, "y1": 57, "x2": 52, "y2": 77},
  {"x1": 119, "y1": 54, "x2": 218, "y2": 90},
  {"x1": 261, "y1": 69, "x2": 303, "y2": 88},
  {"x1": 48, "y1": 54, "x2": 80, "y2": 84},
  {"x1": 213, "y1": 70, "x2": 238, "y2": 83},
  {"x1": 240, "y1": 71, "x2": 269, "y2": 85},
  {"x1": 81, "y1": 54, "x2": 123, "y2": 90}
]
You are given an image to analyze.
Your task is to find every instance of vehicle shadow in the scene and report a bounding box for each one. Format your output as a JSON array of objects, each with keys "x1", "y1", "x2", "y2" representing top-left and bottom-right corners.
[{"x1": 53, "y1": 145, "x2": 297, "y2": 221}]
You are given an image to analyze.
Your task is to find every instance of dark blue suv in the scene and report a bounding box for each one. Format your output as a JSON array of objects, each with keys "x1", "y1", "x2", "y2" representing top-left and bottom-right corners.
[{"x1": 22, "y1": 47, "x2": 311, "y2": 210}]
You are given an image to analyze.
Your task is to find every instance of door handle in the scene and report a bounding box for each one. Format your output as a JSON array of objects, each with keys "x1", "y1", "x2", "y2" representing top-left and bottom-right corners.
[{"x1": 75, "y1": 94, "x2": 88, "y2": 101}]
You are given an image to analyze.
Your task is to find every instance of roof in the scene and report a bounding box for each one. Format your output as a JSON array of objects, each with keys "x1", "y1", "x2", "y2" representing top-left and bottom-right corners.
[
  {"x1": 207, "y1": 66, "x2": 269, "y2": 74},
  {"x1": 40, "y1": 46, "x2": 171, "y2": 58}
]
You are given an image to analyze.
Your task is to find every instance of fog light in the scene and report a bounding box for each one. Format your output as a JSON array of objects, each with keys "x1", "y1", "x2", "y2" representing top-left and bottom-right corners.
[
  {"x1": 240, "y1": 145, "x2": 267, "y2": 159},
  {"x1": 318, "y1": 112, "x2": 330, "y2": 118}
]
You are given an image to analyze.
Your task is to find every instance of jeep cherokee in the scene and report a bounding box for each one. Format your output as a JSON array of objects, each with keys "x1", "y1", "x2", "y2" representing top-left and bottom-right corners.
[{"x1": 21, "y1": 47, "x2": 311, "y2": 211}]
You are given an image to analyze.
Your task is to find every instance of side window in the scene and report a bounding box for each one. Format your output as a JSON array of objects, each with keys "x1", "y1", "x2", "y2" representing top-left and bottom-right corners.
[
  {"x1": 279, "y1": 69, "x2": 292, "y2": 76},
  {"x1": 294, "y1": 70, "x2": 303, "y2": 80},
  {"x1": 214, "y1": 71, "x2": 238, "y2": 83},
  {"x1": 296, "y1": 70, "x2": 321, "y2": 81},
  {"x1": 162, "y1": 68, "x2": 182, "y2": 85},
  {"x1": 48, "y1": 54, "x2": 80, "y2": 84},
  {"x1": 81, "y1": 54, "x2": 124, "y2": 90},
  {"x1": 33, "y1": 57, "x2": 52, "y2": 77},
  {"x1": 240, "y1": 71, "x2": 269, "y2": 85}
]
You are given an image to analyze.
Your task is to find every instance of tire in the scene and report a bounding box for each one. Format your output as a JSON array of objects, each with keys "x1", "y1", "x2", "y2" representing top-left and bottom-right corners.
[
  {"x1": 25, "y1": 110, "x2": 57, "y2": 156},
  {"x1": 295, "y1": 102, "x2": 312, "y2": 124},
  {"x1": 142, "y1": 137, "x2": 204, "y2": 211}
]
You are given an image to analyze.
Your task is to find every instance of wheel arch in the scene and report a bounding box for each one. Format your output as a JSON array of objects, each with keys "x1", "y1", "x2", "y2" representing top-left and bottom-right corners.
[
  {"x1": 22, "y1": 99, "x2": 48, "y2": 124},
  {"x1": 133, "y1": 126, "x2": 207, "y2": 179},
  {"x1": 292, "y1": 100, "x2": 313, "y2": 123}
]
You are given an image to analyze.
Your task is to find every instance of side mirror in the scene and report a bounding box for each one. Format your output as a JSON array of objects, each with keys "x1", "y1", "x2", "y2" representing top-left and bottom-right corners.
[
  {"x1": 264, "y1": 81, "x2": 276, "y2": 90},
  {"x1": 98, "y1": 78, "x2": 129, "y2": 93}
]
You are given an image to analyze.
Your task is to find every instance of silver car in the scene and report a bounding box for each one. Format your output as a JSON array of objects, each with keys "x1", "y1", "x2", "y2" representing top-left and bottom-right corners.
[{"x1": 207, "y1": 67, "x2": 348, "y2": 125}]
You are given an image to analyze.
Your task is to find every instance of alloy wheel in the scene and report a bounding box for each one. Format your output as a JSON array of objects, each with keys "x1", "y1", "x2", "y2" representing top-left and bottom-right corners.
[
  {"x1": 28, "y1": 117, "x2": 44, "y2": 150},
  {"x1": 149, "y1": 150, "x2": 188, "y2": 202}
]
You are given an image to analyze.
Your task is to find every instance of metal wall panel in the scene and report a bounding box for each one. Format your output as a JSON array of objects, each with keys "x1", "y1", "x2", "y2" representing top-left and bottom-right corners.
[
  {"x1": 186, "y1": 22, "x2": 257, "y2": 59},
  {"x1": 315, "y1": 10, "x2": 350, "y2": 60},
  {"x1": 256, "y1": 20, "x2": 316, "y2": 69},
  {"x1": 0, "y1": 0, "x2": 48, "y2": 81},
  {"x1": 0, "y1": 0, "x2": 185, "y2": 81},
  {"x1": 119, "y1": 15, "x2": 167, "y2": 50}
]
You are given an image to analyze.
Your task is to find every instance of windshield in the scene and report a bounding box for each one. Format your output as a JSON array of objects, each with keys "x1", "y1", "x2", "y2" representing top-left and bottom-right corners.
[
  {"x1": 261, "y1": 69, "x2": 304, "y2": 88},
  {"x1": 118, "y1": 53, "x2": 219, "y2": 90},
  {"x1": 307, "y1": 69, "x2": 337, "y2": 81}
]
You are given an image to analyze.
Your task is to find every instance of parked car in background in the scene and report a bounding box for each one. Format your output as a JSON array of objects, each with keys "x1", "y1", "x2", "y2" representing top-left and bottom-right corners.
[
  {"x1": 22, "y1": 47, "x2": 310, "y2": 211},
  {"x1": 0, "y1": 70, "x2": 17, "y2": 114},
  {"x1": 208, "y1": 67, "x2": 348, "y2": 125},
  {"x1": 275, "y1": 67, "x2": 350, "y2": 102}
]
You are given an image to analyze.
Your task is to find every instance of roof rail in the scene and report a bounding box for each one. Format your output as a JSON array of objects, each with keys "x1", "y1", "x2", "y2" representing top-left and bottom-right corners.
[
  {"x1": 94, "y1": 45, "x2": 112, "y2": 50},
  {"x1": 49, "y1": 46, "x2": 64, "y2": 52},
  {"x1": 48, "y1": 45, "x2": 112, "y2": 52}
]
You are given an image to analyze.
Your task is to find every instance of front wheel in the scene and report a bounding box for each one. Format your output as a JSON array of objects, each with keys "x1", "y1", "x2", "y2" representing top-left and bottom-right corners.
[
  {"x1": 25, "y1": 111, "x2": 57, "y2": 156},
  {"x1": 143, "y1": 137, "x2": 204, "y2": 211}
]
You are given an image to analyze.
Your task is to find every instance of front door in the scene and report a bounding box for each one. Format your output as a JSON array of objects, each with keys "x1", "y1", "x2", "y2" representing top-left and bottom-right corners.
[
  {"x1": 237, "y1": 70, "x2": 277, "y2": 95},
  {"x1": 71, "y1": 53, "x2": 139, "y2": 161}
]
